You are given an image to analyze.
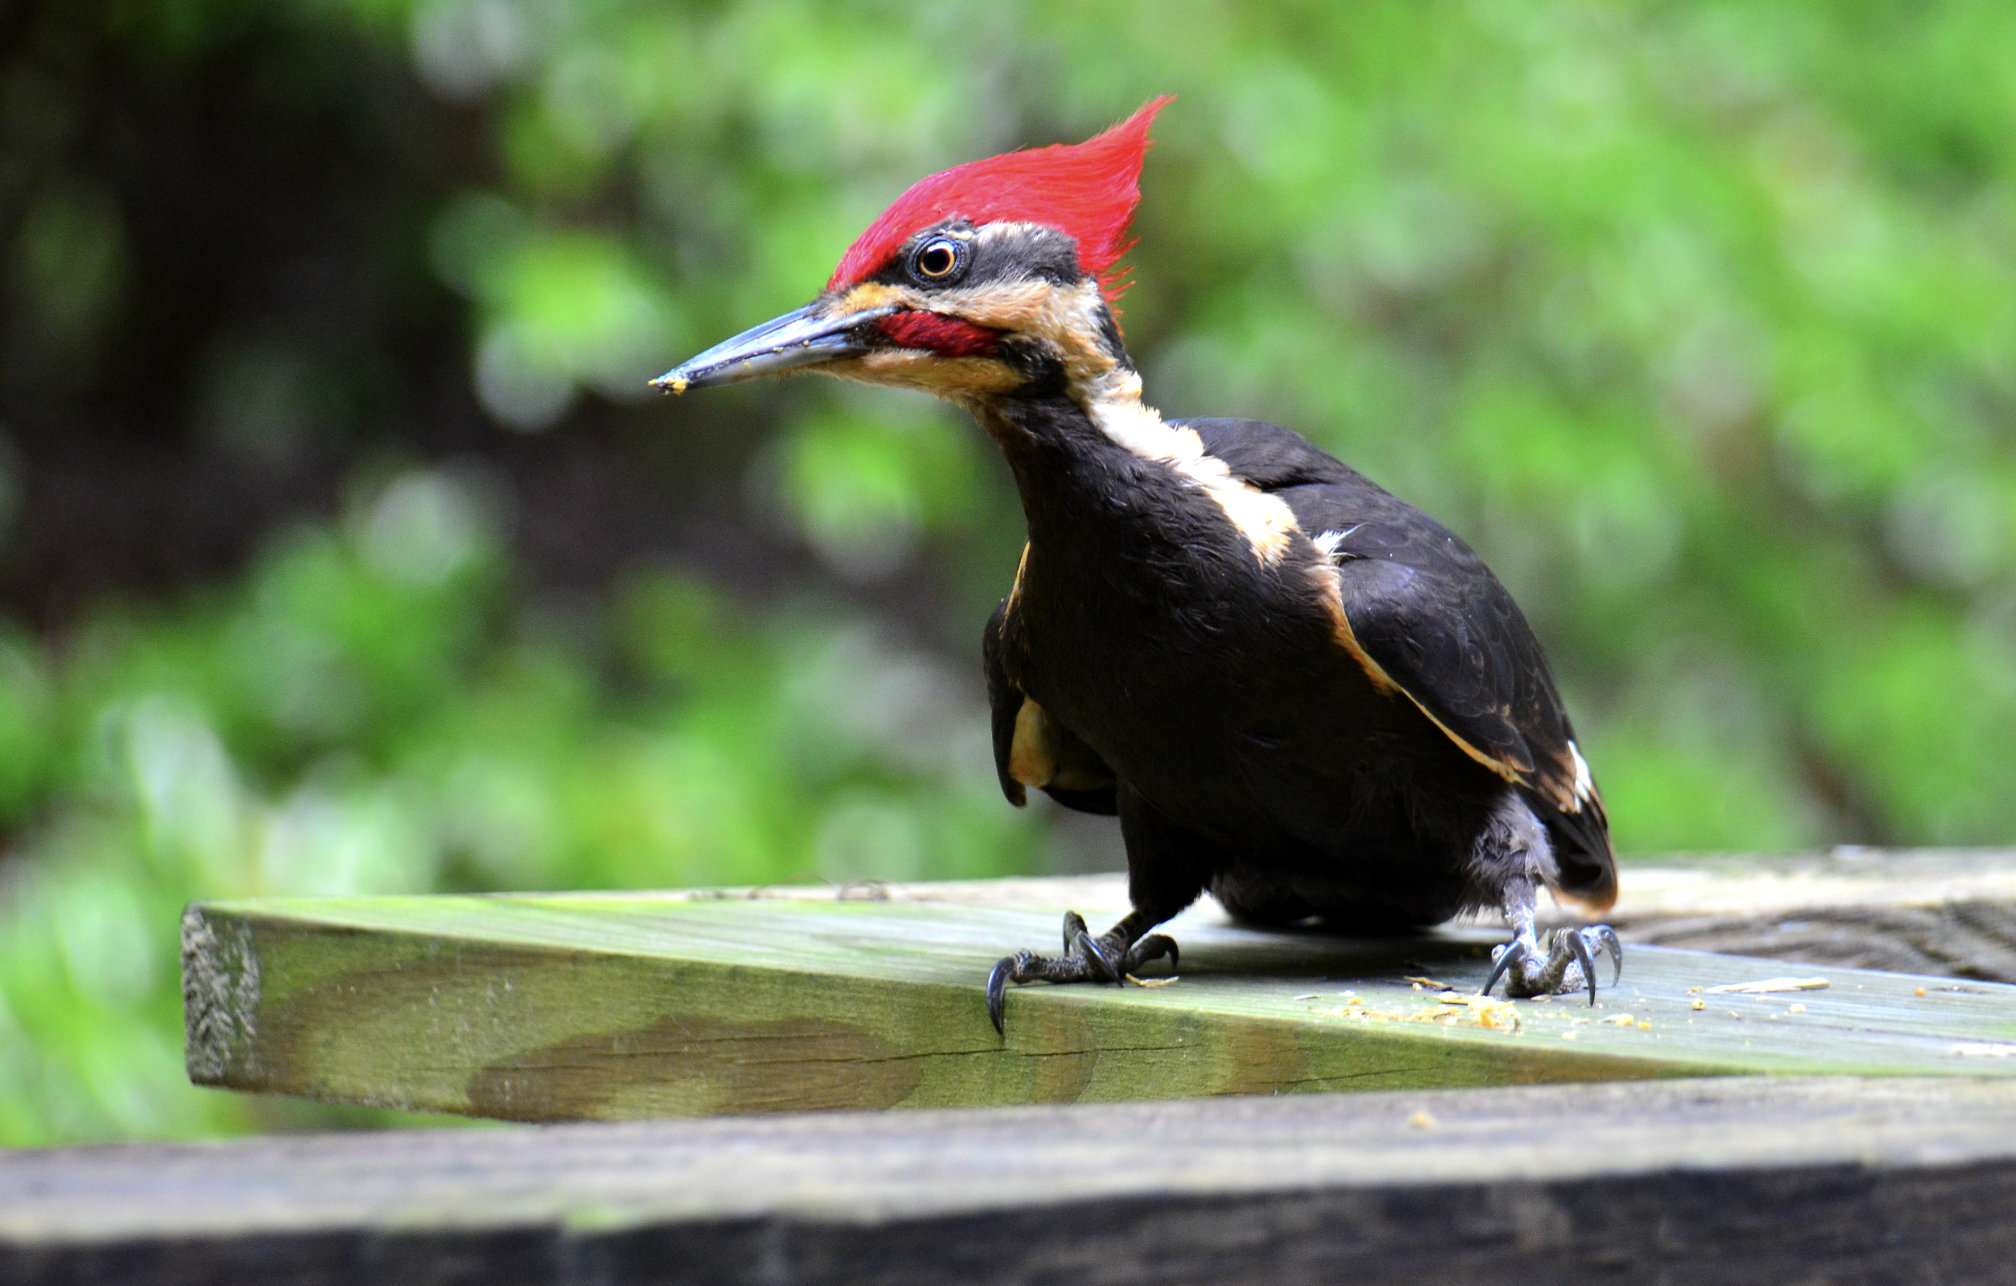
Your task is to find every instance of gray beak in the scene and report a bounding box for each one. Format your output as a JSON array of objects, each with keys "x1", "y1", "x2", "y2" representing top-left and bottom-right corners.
[{"x1": 652, "y1": 301, "x2": 897, "y2": 394}]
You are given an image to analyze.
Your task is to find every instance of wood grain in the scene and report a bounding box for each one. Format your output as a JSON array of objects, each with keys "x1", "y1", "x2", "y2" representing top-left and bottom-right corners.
[
  {"x1": 808, "y1": 847, "x2": 2016, "y2": 981},
  {"x1": 182, "y1": 886, "x2": 2016, "y2": 1123},
  {"x1": 1598, "y1": 847, "x2": 2016, "y2": 981},
  {"x1": 12, "y1": 1077, "x2": 2016, "y2": 1284}
]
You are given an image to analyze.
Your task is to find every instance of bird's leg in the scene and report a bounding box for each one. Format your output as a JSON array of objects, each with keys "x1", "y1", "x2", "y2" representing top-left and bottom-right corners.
[
  {"x1": 985, "y1": 909, "x2": 1179, "y2": 1035},
  {"x1": 1480, "y1": 882, "x2": 1623, "y2": 1005}
]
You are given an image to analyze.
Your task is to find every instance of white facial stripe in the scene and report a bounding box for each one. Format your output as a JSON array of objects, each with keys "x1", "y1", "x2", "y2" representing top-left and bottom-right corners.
[
  {"x1": 952, "y1": 244, "x2": 1302, "y2": 566},
  {"x1": 877, "y1": 222, "x2": 1298, "y2": 566},
  {"x1": 1088, "y1": 384, "x2": 1299, "y2": 565}
]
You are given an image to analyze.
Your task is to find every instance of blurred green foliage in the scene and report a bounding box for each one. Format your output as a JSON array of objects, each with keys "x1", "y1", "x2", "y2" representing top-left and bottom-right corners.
[
  {"x1": 3, "y1": 0, "x2": 2015, "y2": 1143},
  {"x1": 0, "y1": 467, "x2": 1030, "y2": 1140}
]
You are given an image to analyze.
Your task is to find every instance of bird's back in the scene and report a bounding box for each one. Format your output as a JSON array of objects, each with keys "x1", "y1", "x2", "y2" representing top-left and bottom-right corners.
[{"x1": 1179, "y1": 418, "x2": 1616, "y2": 908}]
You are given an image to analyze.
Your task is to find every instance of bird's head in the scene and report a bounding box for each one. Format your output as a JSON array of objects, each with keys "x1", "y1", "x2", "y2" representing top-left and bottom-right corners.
[{"x1": 655, "y1": 97, "x2": 1172, "y2": 409}]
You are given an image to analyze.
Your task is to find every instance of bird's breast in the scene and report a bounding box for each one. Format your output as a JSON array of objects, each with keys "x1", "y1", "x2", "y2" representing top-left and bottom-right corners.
[{"x1": 1003, "y1": 529, "x2": 1411, "y2": 828}]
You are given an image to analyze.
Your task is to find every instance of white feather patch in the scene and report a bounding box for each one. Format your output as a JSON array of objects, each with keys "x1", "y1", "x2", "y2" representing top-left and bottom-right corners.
[
  {"x1": 1080, "y1": 370, "x2": 1299, "y2": 565},
  {"x1": 944, "y1": 239, "x2": 1303, "y2": 566},
  {"x1": 1567, "y1": 739, "x2": 1594, "y2": 805}
]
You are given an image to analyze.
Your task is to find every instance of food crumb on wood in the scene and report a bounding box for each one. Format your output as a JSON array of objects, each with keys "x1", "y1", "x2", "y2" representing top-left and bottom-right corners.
[
  {"x1": 1126, "y1": 974, "x2": 1179, "y2": 988},
  {"x1": 1405, "y1": 976, "x2": 1456, "y2": 990},
  {"x1": 1561, "y1": 1030, "x2": 1577, "y2": 1041},
  {"x1": 1915, "y1": 987, "x2": 1927, "y2": 997},
  {"x1": 1703, "y1": 976, "x2": 1830, "y2": 995},
  {"x1": 1293, "y1": 993, "x2": 1320, "y2": 1001},
  {"x1": 1690, "y1": 997, "x2": 1706, "y2": 1011},
  {"x1": 1787, "y1": 1003, "x2": 1805, "y2": 1013},
  {"x1": 1436, "y1": 992, "x2": 1521, "y2": 1029},
  {"x1": 1606, "y1": 1013, "x2": 1636, "y2": 1026},
  {"x1": 1311, "y1": 992, "x2": 1519, "y2": 1030},
  {"x1": 1408, "y1": 1109, "x2": 1438, "y2": 1130}
]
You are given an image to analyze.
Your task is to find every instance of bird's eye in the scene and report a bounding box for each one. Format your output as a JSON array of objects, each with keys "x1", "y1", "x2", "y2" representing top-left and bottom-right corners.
[{"x1": 911, "y1": 237, "x2": 964, "y2": 282}]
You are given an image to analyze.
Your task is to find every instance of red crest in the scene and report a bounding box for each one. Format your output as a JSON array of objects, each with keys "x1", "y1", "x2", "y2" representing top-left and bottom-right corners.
[{"x1": 828, "y1": 96, "x2": 1174, "y2": 301}]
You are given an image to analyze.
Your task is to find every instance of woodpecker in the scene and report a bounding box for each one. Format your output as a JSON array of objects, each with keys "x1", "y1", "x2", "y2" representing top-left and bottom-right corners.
[{"x1": 656, "y1": 98, "x2": 1620, "y2": 1034}]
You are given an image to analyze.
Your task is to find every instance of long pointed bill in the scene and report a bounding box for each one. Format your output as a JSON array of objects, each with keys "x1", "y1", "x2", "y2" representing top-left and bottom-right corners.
[{"x1": 652, "y1": 300, "x2": 896, "y2": 394}]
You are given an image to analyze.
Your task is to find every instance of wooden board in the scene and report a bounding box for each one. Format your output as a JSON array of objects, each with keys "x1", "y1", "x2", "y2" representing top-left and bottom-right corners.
[
  {"x1": 183, "y1": 888, "x2": 2016, "y2": 1123},
  {"x1": 12, "y1": 1076, "x2": 2016, "y2": 1284},
  {"x1": 697, "y1": 846, "x2": 2016, "y2": 919},
  {"x1": 1601, "y1": 847, "x2": 2016, "y2": 981},
  {"x1": 409, "y1": 845, "x2": 2016, "y2": 979},
  {"x1": 743, "y1": 846, "x2": 2016, "y2": 980}
]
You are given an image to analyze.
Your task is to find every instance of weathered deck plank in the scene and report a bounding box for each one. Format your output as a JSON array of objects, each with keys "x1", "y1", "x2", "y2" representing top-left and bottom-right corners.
[
  {"x1": 13, "y1": 1077, "x2": 2016, "y2": 1284},
  {"x1": 183, "y1": 885, "x2": 2016, "y2": 1122},
  {"x1": 1603, "y1": 847, "x2": 2016, "y2": 980}
]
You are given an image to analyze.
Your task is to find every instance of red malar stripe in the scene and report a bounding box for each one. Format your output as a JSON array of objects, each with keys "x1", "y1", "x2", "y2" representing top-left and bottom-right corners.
[{"x1": 878, "y1": 312, "x2": 1001, "y2": 357}]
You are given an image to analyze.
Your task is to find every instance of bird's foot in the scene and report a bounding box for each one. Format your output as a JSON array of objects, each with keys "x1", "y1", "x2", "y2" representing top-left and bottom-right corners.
[
  {"x1": 1482, "y1": 925, "x2": 1623, "y2": 1005},
  {"x1": 985, "y1": 911, "x2": 1178, "y2": 1035}
]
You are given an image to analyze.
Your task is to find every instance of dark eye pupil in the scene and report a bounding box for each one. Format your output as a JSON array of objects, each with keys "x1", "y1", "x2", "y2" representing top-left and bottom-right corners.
[{"x1": 918, "y1": 243, "x2": 955, "y2": 277}]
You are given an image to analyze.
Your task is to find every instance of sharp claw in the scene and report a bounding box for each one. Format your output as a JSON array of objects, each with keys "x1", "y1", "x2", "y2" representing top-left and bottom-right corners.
[
  {"x1": 1562, "y1": 927, "x2": 1598, "y2": 1006},
  {"x1": 1061, "y1": 911, "x2": 1090, "y2": 957},
  {"x1": 1593, "y1": 926, "x2": 1624, "y2": 984},
  {"x1": 1481, "y1": 941, "x2": 1525, "y2": 997},
  {"x1": 1132, "y1": 933, "x2": 1177, "y2": 974},
  {"x1": 1075, "y1": 930, "x2": 1122, "y2": 984},
  {"x1": 990, "y1": 916, "x2": 1182, "y2": 1029},
  {"x1": 986, "y1": 957, "x2": 1013, "y2": 1036}
]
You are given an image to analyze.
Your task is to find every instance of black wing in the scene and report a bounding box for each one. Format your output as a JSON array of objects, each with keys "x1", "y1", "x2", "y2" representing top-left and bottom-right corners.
[
  {"x1": 1183, "y1": 418, "x2": 1615, "y2": 905},
  {"x1": 983, "y1": 595, "x2": 1030, "y2": 808},
  {"x1": 984, "y1": 593, "x2": 1118, "y2": 816}
]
